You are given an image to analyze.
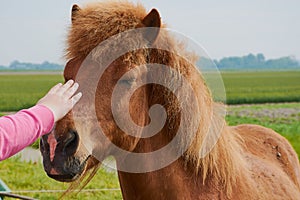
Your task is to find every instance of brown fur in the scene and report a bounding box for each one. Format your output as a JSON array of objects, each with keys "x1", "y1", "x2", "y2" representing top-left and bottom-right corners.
[{"x1": 40, "y1": 1, "x2": 300, "y2": 199}]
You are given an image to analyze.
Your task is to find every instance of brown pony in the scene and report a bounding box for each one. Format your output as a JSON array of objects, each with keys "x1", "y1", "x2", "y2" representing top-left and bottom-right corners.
[{"x1": 40, "y1": 1, "x2": 300, "y2": 199}]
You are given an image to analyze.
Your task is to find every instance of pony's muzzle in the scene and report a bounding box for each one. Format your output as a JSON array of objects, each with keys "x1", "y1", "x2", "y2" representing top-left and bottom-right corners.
[
  {"x1": 40, "y1": 130, "x2": 83, "y2": 182},
  {"x1": 40, "y1": 130, "x2": 79, "y2": 159}
]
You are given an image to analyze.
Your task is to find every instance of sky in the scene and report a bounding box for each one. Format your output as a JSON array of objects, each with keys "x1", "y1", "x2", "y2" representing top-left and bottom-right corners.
[{"x1": 0, "y1": 0, "x2": 299, "y2": 66}]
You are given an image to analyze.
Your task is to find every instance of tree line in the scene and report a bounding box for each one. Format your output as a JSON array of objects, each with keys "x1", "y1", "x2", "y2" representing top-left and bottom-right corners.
[
  {"x1": 209, "y1": 53, "x2": 299, "y2": 70},
  {"x1": 0, "y1": 60, "x2": 63, "y2": 70},
  {"x1": 1, "y1": 54, "x2": 299, "y2": 71}
]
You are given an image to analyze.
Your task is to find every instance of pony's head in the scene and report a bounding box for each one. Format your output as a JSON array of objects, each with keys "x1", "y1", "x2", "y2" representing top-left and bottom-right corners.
[
  {"x1": 40, "y1": 3, "x2": 237, "y2": 194},
  {"x1": 40, "y1": 1, "x2": 163, "y2": 182}
]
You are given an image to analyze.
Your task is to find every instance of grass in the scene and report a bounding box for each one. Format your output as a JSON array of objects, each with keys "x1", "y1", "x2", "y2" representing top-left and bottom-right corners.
[
  {"x1": 0, "y1": 157, "x2": 122, "y2": 200},
  {"x1": 0, "y1": 71, "x2": 299, "y2": 111},
  {"x1": 221, "y1": 71, "x2": 300, "y2": 104},
  {"x1": 0, "y1": 74, "x2": 63, "y2": 111}
]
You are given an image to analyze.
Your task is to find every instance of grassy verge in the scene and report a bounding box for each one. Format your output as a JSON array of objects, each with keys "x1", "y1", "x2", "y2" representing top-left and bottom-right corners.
[{"x1": 0, "y1": 157, "x2": 122, "y2": 200}]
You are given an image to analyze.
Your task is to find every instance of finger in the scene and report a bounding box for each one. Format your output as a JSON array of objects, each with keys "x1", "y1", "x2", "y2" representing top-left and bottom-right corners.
[
  {"x1": 64, "y1": 82, "x2": 79, "y2": 97},
  {"x1": 58, "y1": 80, "x2": 74, "y2": 94},
  {"x1": 48, "y1": 83, "x2": 63, "y2": 94},
  {"x1": 71, "y1": 92, "x2": 83, "y2": 106}
]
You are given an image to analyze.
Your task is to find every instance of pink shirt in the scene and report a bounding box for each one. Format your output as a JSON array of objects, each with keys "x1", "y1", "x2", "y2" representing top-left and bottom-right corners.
[{"x1": 0, "y1": 105, "x2": 54, "y2": 161}]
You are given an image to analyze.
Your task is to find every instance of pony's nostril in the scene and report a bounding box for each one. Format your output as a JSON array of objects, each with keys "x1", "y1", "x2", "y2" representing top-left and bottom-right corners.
[
  {"x1": 64, "y1": 131, "x2": 76, "y2": 145},
  {"x1": 63, "y1": 130, "x2": 79, "y2": 156}
]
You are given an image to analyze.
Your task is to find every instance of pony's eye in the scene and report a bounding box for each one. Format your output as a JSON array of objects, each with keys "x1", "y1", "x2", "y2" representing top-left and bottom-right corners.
[{"x1": 119, "y1": 79, "x2": 135, "y2": 86}]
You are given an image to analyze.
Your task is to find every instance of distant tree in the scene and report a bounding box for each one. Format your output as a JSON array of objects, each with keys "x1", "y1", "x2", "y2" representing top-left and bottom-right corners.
[
  {"x1": 265, "y1": 56, "x2": 299, "y2": 69},
  {"x1": 0, "y1": 65, "x2": 6, "y2": 70},
  {"x1": 197, "y1": 57, "x2": 218, "y2": 71},
  {"x1": 257, "y1": 53, "x2": 265, "y2": 62}
]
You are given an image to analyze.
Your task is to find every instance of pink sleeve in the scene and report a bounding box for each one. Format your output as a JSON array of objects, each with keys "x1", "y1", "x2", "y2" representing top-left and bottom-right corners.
[{"x1": 0, "y1": 104, "x2": 54, "y2": 161}]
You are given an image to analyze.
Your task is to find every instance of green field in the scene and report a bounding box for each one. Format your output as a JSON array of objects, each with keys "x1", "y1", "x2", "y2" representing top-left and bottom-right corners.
[
  {"x1": 221, "y1": 71, "x2": 300, "y2": 104},
  {"x1": 0, "y1": 71, "x2": 299, "y2": 111},
  {"x1": 0, "y1": 74, "x2": 63, "y2": 111}
]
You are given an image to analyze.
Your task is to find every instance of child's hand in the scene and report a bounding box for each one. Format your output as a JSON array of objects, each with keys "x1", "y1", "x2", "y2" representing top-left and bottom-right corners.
[{"x1": 37, "y1": 80, "x2": 82, "y2": 122}]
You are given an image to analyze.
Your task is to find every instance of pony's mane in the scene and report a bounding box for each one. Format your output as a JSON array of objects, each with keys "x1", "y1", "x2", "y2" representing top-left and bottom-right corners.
[
  {"x1": 148, "y1": 38, "x2": 247, "y2": 195},
  {"x1": 66, "y1": 1, "x2": 248, "y2": 197}
]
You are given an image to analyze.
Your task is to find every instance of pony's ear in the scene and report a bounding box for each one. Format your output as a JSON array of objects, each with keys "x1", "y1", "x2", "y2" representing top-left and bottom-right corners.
[
  {"x1": 142, "y1": 9, "x2": 161, "y2": 28},
  {"x1": 63, "y1": 58, "x2": 81, "y2": 81},
  {"x1": 139, "y1": 9, "x2": 161, "y2": 44},
  {"x1": 71, "y1": 4, "x2": 81, "y2": 23}
]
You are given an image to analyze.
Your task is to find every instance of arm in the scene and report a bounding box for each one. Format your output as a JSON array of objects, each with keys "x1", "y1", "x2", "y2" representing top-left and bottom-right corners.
[
  {"x1": 0, "y1": 80, "x2": 82, "y2": 161},
  {"x1": 0, "y1": 105, "x2": 54, "y2": 161}
]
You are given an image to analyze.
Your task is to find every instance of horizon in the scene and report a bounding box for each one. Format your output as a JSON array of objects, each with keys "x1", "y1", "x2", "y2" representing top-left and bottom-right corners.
[
  {"x1": 1, "y1": 53, "x2": 299, "y2": 72},
  {"x1": 1, "y1": 0, "x2": 300, "y2": 66},
  {"x1": 1, "y1": 53, "x2": 299, "y2": 67}
]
